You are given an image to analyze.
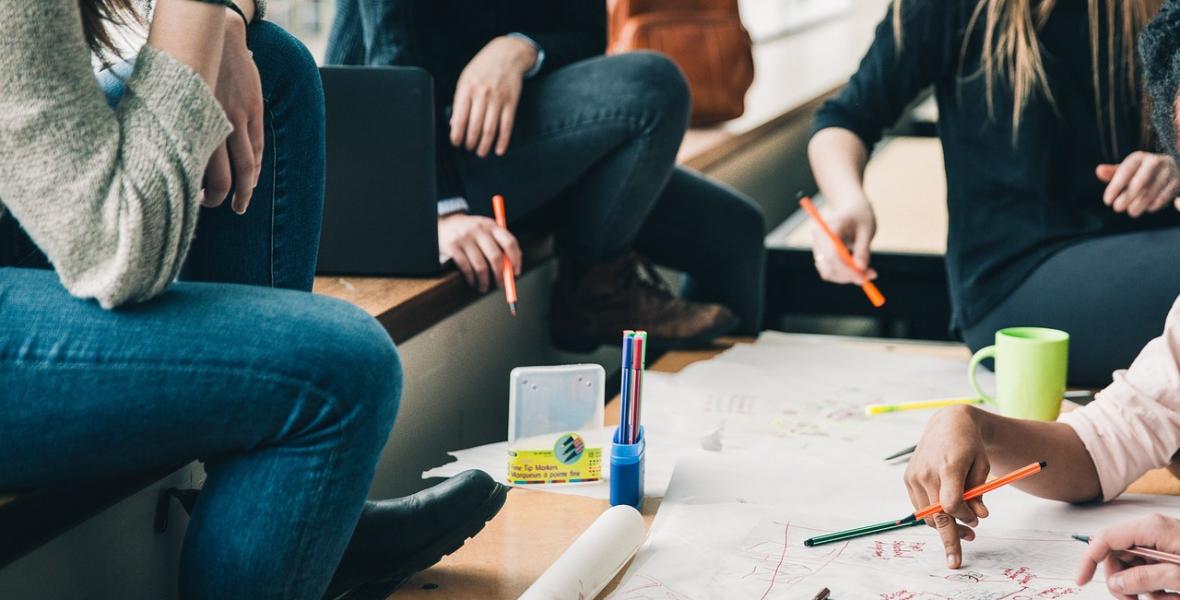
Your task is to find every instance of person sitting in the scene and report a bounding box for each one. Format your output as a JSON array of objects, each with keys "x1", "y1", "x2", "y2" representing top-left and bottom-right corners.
[
  {"x1": 0, "y1": 1, "x2": 504, "y2": 598},
  {"x1": 325, "y1": 0, "x2": 768, "y2": 351},
  {"x1": 808, "y1": 0, "x2": 1180, "y2": 387}
]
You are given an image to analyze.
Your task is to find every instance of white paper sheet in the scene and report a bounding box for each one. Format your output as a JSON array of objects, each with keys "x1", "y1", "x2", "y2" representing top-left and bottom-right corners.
[
  {"x1": 610, "y1": 454, "x2": 1180, "y2": 600},
  {"x1": 422, "y1": 333, "x2": 993, "y2": 499}
]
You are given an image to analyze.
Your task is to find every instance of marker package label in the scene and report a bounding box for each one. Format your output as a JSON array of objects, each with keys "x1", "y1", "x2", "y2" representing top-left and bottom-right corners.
[
  {"x1": 508, "y1": 433, "x2": 602, "y2": 484},
  {"x1": 507, "y1": 364, "x2": 605, "y2": 486}
]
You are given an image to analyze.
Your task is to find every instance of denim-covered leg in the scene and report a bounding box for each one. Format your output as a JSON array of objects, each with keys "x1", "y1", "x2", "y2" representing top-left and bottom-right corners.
[
  {"x1": 633, "y1": 168, "x2": 767, "y2": 335},
  {"x1": 181, "y1": 21, "x2": 326, "y2": 291},
  {"x1": 0, "y1": 268, "x2": 400, "y2": 600},
  {"x1": 326, "y1": 0, "x2": 366, "y2": 64}
]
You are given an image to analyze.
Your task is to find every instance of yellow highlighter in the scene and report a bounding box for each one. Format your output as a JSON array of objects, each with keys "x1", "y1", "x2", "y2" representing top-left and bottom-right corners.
[{"x1": 865, "y1": 397, "x2": 984, "y2": 416}]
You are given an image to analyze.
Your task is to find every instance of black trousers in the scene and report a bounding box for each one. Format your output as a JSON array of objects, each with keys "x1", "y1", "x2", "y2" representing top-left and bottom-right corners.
[{"x1": 964, "y1": 226, "x2": 1180, "y2": 387}]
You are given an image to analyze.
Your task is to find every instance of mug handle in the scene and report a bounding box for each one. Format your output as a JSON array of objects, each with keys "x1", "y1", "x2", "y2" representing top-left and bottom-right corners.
[{"x1": 968, "y1": 345, "x2": 997, "y2": 405}]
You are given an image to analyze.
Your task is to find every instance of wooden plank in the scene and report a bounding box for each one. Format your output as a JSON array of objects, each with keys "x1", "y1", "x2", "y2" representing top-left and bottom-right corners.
[{"x1": 313, "y1": 235, "x2": 553, "y2": 344}]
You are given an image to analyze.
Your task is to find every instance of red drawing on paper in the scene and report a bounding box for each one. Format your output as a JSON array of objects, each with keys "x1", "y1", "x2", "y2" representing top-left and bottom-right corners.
[{"x1": 873, "y1": 540, "x2": 927, "y2": 560}]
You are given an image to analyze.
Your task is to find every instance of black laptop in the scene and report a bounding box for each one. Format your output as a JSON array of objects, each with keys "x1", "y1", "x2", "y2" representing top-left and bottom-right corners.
[{"x1": 316, "y1": 66, "x2": 441, "y2": 276}]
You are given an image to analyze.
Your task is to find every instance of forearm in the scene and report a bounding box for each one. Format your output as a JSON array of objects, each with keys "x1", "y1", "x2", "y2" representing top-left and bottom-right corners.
[
  {"x1": 147, "y1": 0, "x2": 227, "y2": 85},
  {"x1": 808, "y1": 128, "x2": 870, "y2": 208},
  {"x1": 972, "y1": 407, "x2": 1101, "y2": 503}
]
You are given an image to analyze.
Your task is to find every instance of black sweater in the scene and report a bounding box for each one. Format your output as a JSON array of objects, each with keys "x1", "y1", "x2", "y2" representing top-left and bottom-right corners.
[
  {"x1": 813, "y1": 0, "x2": 1180, "y2": 331},
  {"x1": 327, "y1": 0, "x2": 607, "y2": 199}
]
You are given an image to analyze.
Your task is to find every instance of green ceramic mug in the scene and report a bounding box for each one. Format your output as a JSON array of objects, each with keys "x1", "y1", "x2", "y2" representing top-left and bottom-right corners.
[{"x1": 968, "y1": 327, "x2": 1070, "y2": 421}]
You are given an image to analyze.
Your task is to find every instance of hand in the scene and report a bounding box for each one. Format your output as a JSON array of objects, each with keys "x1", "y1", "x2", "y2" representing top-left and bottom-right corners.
[
  {"x1": 438, "y1": 213, "x2": 523, "y2": 292},
  {"x1": 203, "y1": 14, "x2": 263, "y2": 214},
  {"x1": 810, "y1": 198, "x2": 878, "y2": 284},
  {"x1": 1096, "y1": 152, "x2": 1180, "y2": 218},
  {"x1": 449, "y1": 36, "x2": 538, "y2": 158},
  {"x1": 1077, "y1": 514, "x2": 1180, "y2": 598},
  {"x1": 903, "y1": 406, "x2": 992, "y2": 569}
]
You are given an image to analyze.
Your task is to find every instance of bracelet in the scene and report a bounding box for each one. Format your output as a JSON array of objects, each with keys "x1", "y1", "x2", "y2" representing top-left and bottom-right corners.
[
  {"x1": 188, "y1": 0, "x2": 249, "y2": 28},
  {"x1": 225, "y1": 1, "x2": 249, "y2": 28}
]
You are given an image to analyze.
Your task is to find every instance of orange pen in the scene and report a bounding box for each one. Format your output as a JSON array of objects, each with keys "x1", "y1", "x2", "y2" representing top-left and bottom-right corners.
[
  {"x1": 804, "y1": 461, "x2": 1047, "y2": 547},
  {"x1": 911, "y1": 461, "x2": 1046, "y2": 522},
  {"x1": 798, "y1": 194, "x2": 886, "y2": 308},
  {"x1": 492, "y1": 195, "x2": 518, "y2": 316}
]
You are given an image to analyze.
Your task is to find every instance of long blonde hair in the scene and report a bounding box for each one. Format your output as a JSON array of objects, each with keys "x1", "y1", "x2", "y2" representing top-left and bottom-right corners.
[{"x1": 894, "y1": 0, "x2": 1161, "y2": 152}]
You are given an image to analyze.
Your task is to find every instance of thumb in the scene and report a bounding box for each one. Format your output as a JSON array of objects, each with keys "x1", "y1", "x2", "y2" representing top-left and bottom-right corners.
[
  {"x1": 852, "y1": 225, "x2": 873, "y2": 272},
  {"x1": 1096, "y1": 164, "x2": 1118, "y2": 183}
]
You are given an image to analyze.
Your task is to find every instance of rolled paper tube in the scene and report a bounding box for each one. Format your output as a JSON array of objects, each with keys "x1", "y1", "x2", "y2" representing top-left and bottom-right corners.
[{"x1": 519, "y1": 505, "x2": 645, "y2": 600}]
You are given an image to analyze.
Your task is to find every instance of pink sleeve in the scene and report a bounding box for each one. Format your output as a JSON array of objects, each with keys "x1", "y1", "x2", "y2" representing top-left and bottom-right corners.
[{"x1": 1059, "y1": 297, "x2": 1180, "y2": 501}]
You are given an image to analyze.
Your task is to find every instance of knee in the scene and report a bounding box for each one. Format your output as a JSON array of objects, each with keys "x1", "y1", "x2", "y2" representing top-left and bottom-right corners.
[
  {"x1": 286, "y1": 296, "x2": 403, "y2": 439},
  {"x1": 607, "y1": 52, "x2": 691, "y2": 129},
  {"x1": 248, "y1": 21, "x2": 325, "y2": 117}
]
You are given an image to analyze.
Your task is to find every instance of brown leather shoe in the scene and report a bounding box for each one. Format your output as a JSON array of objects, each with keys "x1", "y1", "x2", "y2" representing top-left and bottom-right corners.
[{"x1": 550, "y1": 253, "x2": 739, "y2": 352}]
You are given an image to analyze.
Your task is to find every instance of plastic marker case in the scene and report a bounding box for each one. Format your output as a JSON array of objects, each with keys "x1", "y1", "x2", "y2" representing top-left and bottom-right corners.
[
  {"x1": 610, "y1": 426, "x2": 645, "y2": 508},
  {"x1": 507, "y1": 365, "x2": 605, "y2": 485}
]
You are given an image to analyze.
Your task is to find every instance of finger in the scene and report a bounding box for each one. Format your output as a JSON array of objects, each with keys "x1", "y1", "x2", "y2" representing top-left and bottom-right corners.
[
  {"x1": 450, "y1": 87, "x2": 472, "y2": 148},
  {"x1": 490, "y1": 227, "x2": 523, "y2": 275},
  {"x1": 852, "y1": 223, "x2": 873, "y2": 273},
  {"x1": 448, "y1": 243, "x2": 476, "y2": 288},
  {"x1": 227, "y1": 126, "x2": 255, "y2": 215},
  {"x1": 460, "y1": 240, "x2": 491, "y2": 292},
  {"x1": 1111, "y1": 563, "x2": 1180, "y2": 596},
  {"x1": 1105, "y1": 154, "x2": 1143, "y2": 206},
  {"x1": 249, "y1": 113, "x2": 264, "y2": 189},
  {"x1": 203, "y1": 145, "x2": 232, "y2": 208},
  {"x1": 938, "y1": 463, "x2": 978, "y2": 527},
  {"x1": 476, "y1": 97, "x2": 500, "y2": 158},
  {"x1": 932, "y1": 511, "x2": 965, "y2": 568},
  {"x1": 1096, "y1": 163, "x2": 1119, "y2": 183},
  {"x1": 465, "y1": 88, "x2": 489, "y2": 151},
  {"x1": 963, "y1": 457, "x2": 991, "y2": 521},
  {"x1": 496, "y1": 102, "x2": 516, "y2": 156},
  {"x1": 472, "y1": 227, "x2": 506, "y2": 286},
  {"x1": 1123, "y1": 162, "x2": 1161, "y2": 216},
  {"x1": 1104, "y1": 556, "x2": 1138, "y2": 600},
  {"x1": 1155, "y1": 180, "x2": 1180, "y2": 213},
  {"x1": 810, "y1": 228, "x2": 858, "y2": 285},
  {"x1": 1148, "y1": 592, "x2": 1180, "y2": 600}
]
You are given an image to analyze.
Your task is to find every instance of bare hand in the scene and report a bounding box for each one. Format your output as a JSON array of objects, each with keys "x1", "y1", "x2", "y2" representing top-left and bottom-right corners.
[
  {"x1": 904, "y1": 406, "x2": 992, "y2": 569},
  {"x1": 1077, "y1": 514, "x2": 1180, "y2": 598},
  {"x1": 438, "y1": 213, "x2": 523, "y2": 292},
  {"x1": 1096, "y1": 152, "x2": 1180, "y2": 218},
  {"x1": 449, "y1": 36, "x2": 537, "y2": 158},
  {"x1": 810, "y1": 199, "x2": 878, "y2": 284},
  {"x1": 204, "y1": 15, "x2": 263, "y2": 214}
]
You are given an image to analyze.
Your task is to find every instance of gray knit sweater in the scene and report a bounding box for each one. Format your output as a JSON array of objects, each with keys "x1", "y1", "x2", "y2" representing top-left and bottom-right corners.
[{"x1": 0, "y1": 1, "x2": 236, "y2": 308}]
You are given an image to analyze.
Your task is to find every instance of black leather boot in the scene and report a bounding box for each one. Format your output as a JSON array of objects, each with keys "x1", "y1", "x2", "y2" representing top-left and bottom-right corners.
[{"x1": 324, "y1": 470, "x2": 509, "y2": 600}]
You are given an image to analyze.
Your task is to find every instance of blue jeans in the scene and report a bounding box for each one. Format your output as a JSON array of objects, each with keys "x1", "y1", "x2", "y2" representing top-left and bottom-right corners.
[
  {"x1": 453, "y1": 53, "x2": 768, "y2": 333},
  {"x1": 0, "y1": 23, "x2": 401, "y2": 600}
]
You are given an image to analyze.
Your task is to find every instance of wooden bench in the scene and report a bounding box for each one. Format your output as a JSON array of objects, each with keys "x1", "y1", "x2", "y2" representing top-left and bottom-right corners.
[{"x1": 765, "y1": 136, "x2": 952, "y2": 339}]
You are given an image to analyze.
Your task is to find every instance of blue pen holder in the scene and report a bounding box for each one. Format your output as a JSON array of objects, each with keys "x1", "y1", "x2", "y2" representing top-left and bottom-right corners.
[{"x1": 610, "y1": 426, "x2": 645, "y2": 508}]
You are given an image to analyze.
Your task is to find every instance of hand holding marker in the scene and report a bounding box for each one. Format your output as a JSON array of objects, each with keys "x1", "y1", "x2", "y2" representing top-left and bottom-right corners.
[
  {"x1": 804, "y1": 462, "x2": 1047, "y2": 547},
  {"x1": 799, "y1": 193, "x2": 885, "y2": 308},
  {"x1": 492, "y1": 194, "x2": 518, "y2": 316}
]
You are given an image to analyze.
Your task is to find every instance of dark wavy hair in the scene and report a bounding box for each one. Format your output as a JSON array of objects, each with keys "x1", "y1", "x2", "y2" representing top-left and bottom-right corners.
[{"x1": 79, "y1": 0, "x2": 141, "y2": 56}]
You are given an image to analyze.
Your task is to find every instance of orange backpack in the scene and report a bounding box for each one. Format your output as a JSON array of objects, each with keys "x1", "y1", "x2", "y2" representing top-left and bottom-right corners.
[{"x1": 608, "y1": 0, "x2": 756, "y2": 126}]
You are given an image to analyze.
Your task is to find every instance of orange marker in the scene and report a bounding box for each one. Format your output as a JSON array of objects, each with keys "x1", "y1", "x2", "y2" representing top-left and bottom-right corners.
[
  {"x1": 492, "y1": 195, "x2": 518, "y2": 316},
  {"x1": 804, "y1": 461, "x2": 1046, "y2": 547},
  {"x1": 912, "y1": 461, "x2": 1046, "y2": 521},
  {"x1": 798, "y1": 194, "x2": 886, "y2": 308}
]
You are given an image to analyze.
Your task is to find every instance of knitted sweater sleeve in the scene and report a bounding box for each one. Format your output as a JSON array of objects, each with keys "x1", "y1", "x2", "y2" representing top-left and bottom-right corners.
[{"x1": 0, "y1": 0, "x2": 232, "y2": 308}]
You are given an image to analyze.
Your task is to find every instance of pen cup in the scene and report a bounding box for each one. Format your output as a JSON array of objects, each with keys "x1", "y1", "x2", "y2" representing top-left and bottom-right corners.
[{"x1": 610, "y1": 426, "x2": 645, "y2": 508}]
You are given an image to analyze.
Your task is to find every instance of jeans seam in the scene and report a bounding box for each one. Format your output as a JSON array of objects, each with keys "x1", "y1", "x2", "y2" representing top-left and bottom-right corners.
[{"x1": 267, "y1": 101, "x2": 278, "y2": 288}]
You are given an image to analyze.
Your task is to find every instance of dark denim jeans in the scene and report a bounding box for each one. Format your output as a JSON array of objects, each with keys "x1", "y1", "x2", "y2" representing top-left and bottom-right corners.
[
  {"x1": 0, "y1": 23, "x2": 400, "y2": 600},
  {"x1": 454, "y1": 53, "x2": 768, "y2": 334}
]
